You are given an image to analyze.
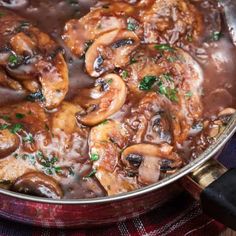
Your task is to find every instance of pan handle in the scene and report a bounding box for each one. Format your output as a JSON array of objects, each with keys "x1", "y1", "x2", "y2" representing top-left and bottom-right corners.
[{"x1": 181, "y1": 158, "x2": 236, "y2": 230}]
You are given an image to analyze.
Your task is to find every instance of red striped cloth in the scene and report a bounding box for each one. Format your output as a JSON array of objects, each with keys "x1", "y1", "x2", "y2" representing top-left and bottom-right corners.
[{"x1": 1, "y1": 134, "x2": 236, "y2": 236}]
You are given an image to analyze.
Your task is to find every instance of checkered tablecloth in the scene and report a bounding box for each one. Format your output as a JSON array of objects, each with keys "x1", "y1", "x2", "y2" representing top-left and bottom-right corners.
[{"x1": 1, "y1": 135, "x2": 235, "y2": 236}]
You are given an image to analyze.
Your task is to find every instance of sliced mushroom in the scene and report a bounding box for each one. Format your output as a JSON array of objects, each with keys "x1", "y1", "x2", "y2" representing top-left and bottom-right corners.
[
  {"x1": 207, "y1": 108, "x2": 236, "y2": 138},
  {"x1": 89, "y1": 120, "x2": 137, "y2": 195},
  {"x1": 218, "y1": 108, "x2": 236, "y2": 124},
  {"x1": 121, "y1": 143, "x2": 182, "y2": 185},
  {"x1": 0, "y1": 128, "x2": 20, "y2": 159},
  {"x1": 12, "y1": 172, "x2": 63, "y2": 199},
  {"x1": 75, "y1": 74, "x2": 127, "y2": 126},
  {"x1": 0, "y1": 9, "x2": 69, "y2": 109},
  {"x1": 63, "y1": 2, "x2": 135, "y2": 57},
  {"x1": 85, "y1": 30, "x2": 140, "y2": 77}
]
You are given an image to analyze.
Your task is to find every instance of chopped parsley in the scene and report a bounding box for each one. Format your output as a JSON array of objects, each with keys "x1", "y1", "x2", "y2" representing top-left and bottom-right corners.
[
  {"x1": 37, "y1": 151, "x2": 62, "y2": 175},
  {"x1": 107, "y1": 78, "x2": 113, "y2": 84},
  {"x1": 11, "y1": 123, "x2": 23, "y2": 134},
  {"x1": 90, "y1": 153, "x2": 99, "y2": 162},
  {"x1": 22, "y1": 133, "x2": 34, "y2": 143},
  {"x1": 130, "y1": 57, "x2": 138, "y2": 64},
  {"x1": 160, "y1": 73, "x2": 173, "y2": 82},
  {"x1": 54, "y1": 166, "x2": 62, "y2": 174},
  {"x1": 167, "y1": 56, "x2": 178, "y2": 63},
  {"x1": 8, "y1": 54, "x2": 21, "y2": 67},
  {"x1": 1, "y1": 115, "x2": 10, "y2": 121},
  {"x1": 100, "y1": 119, "x2": 109, "y2": 125},
  {"x1": 0, "y1": 124, "x2": 10, "y2": 130},
  {"x1": 211, "y1": 31, "x2": 221, "y2": 41},
  {"x1": 0, "y1": 12, "x2": 5, "y2": 18},
  {"x1": 127, "y1": 21, "x2": 137, "y2": 31},
  {"x1": 139, "y1": 73, "x2": 178, "y2": 102},
  {"x1": 154, "y1": 44, "x2": 175, "y2": 52},
  {"x1": 159, "y1": 86, "x2": 178, "y2": 102},
  {"x1": 139, "y1": 75, "x2": 157, "y2": 91},
  {"x1": 121, "y1": 70, "x2": 129, "y2": 79},
  {"x1": 15, "y1": 113, "x2": 25, "y2": 119},
  {"x1": 84, "y1": 169, "x2": 97, "y2": 178},
  {"x1": 185, "y1": 91, "x2": 193, "y2": 99}
]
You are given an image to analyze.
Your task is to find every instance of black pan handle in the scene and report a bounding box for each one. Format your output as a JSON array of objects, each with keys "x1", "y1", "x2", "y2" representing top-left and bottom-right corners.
[
  {"x1": 181, "y1": 159, "x2": 236, "y2": 230},
  {"x1": 201, "y1": 168, "x2": 236, "y2": 230}
]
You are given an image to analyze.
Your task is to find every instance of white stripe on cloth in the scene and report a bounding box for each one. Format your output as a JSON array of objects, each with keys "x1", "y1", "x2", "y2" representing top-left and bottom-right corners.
[
  {"x1": 117, "y1": 221, "x2": 131, "y2": 236},
  {"x1": 161, "y1": 207, "x2": 202, "y2": 236},
  {"x1": 148, "y1": 202, "x2": 201, "y2": 236},
  {"x1": 184, "y1": 219, "x2": 214, "y2": 236},
  {"x1": 132, "y1": 217, "x2": 148, "y2": 236}
]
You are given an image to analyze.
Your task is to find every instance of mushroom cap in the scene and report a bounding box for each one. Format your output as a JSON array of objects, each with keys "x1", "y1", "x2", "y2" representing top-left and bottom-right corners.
[{"x1": 12, "y1": 172, "x2": 63, "y2": 199}]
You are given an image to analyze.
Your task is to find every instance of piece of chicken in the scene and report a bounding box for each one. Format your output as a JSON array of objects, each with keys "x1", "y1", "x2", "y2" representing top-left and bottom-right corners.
[
  {"x1": 138, "y1": 0, "x2": 203, "y2": 45},
  {"x1": 64, "y1": 0, "x2": 218, "y2": 58},
  {"x1": 0, "y1": 7, "x2": 68, "y2": 109},
  {"x1": 122, "y1": 45, "x2": 203, "y2": 144},
  {"x1": 0, "y1": 101, "x2": 92, "y2": 198}
]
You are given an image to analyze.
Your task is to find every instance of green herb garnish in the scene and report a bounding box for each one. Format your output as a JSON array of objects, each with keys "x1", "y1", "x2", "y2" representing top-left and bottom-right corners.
[
  {"x1": 36, "y1": 151, "x2": 61, "y2": 175},
  {"x1": 11, "y1": 123, "x2": 23, "y2": 133},
  {"x1": 130, "y1": 58, "x2": 138, "y2": 64},
  {"x1": 139, "y1": 76, "x2": 157, "y2": 91},
  {"x1": 0, "y1": 124, "x2": 10, "y2": 130},
  {"x1": 185, "y1": 91, "x2": 193, "y2": 99},
  {"x1": 100, "y1": 120, "x2": 109, "y2": 125},
  {"x1": 159, "y1": 86, "x2": 178, "y2": 102},
  {"x1": 121, "y1": 70, "x2": 129, "y2": 79},
  {"x1": 0, "y1": 12, "x2": 5, "y2": 18},
  {"x1": 54, "y1": 166, "x2": 62, "y2": 174},
  {"x1": 212, "y1": 31, "x2": 221, "y2": 41},
  {"x1": 167, "y1": 56, "x2": 178, "y2": 63},
  {"x1": 15, "y1": 113, "x2": 25, "y2": 119},
  {"x1": 23, "y1": 133, "x2": 34, "y2": 143},
  {"x1": 8, "y1": 54, "x2": 20, "y2": 67},
  {"x1": 1, "y1": 115, "x2": 10, "y2": 121},
  {"x1": 90, "y1": 153, "x2": 99, "y2": 162},
  {"x1": 107, "y1": 79, "x2": 113, "y2": 84},
  {"x1": 160, "y1": 73, "x2": 173, "y2": 82},
  {"x1": 127, "y1": 20, "x2": 137, "y2": 31},
  {"x1": 84, "y1": 169, "x2": 97, "y2": 178},
  {"x1": 154, "y1": 44, "x2": 175, "y2": 52}
]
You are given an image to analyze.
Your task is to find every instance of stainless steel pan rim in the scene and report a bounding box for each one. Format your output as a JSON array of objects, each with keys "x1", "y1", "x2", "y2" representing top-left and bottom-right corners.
[{"x1": 0, "y1": 115, "x2": 235, "y2": 205}]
